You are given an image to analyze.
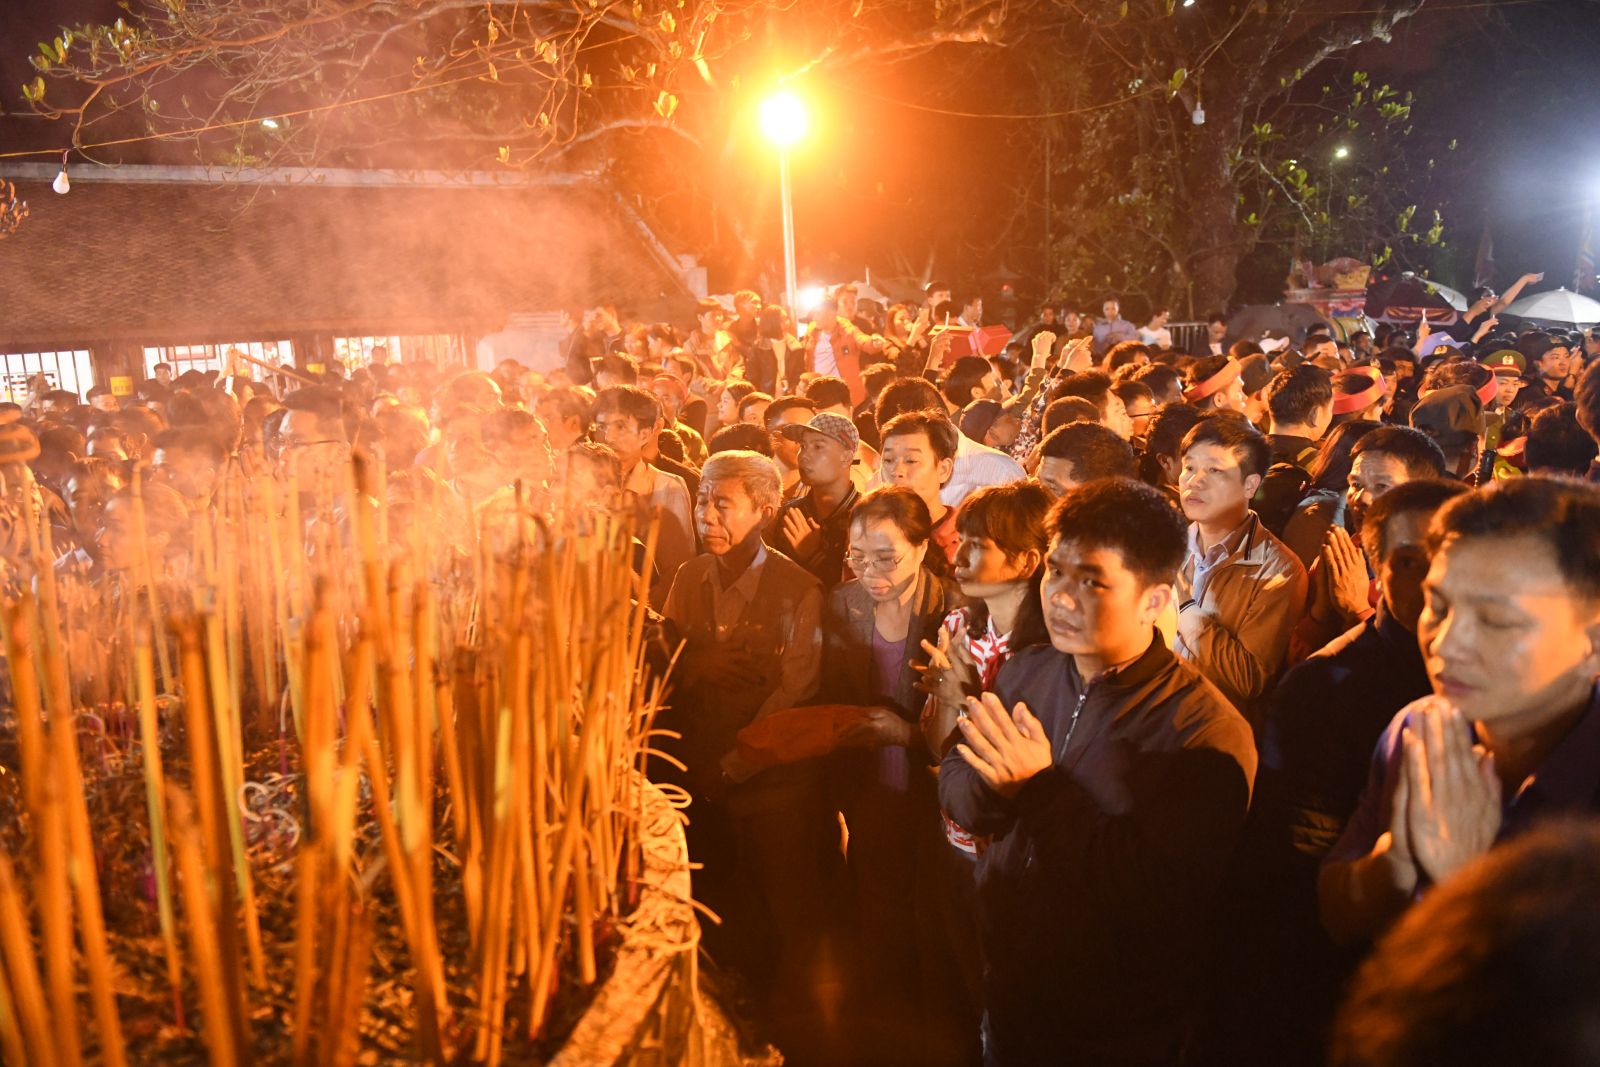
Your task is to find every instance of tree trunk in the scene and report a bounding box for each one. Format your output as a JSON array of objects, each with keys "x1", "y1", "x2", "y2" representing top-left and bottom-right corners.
[{"x1": 1179, "y1": 108, "x2": 1251, "y2": 314}]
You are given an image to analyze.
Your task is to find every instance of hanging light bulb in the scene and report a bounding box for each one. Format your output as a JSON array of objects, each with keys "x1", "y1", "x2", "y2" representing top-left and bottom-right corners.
[{"x1": 52, "y1": 150, "x2": 70, "y2": 195}]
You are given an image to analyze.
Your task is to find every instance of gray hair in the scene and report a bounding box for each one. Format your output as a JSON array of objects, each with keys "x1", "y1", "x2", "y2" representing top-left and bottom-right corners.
[{"x1": 699, "y1": 450, "x2": 781, "y2": 512}]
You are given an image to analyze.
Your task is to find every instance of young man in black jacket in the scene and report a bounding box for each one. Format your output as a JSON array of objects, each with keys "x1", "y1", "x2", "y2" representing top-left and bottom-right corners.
[{"x1": 939, "y1": 477, "x2": 1257, "y2": 1065}]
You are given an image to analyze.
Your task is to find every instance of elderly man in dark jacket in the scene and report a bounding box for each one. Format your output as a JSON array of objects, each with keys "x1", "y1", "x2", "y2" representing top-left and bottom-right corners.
[{"x1": 939, "y1": 478, "x2": 1256, "y2": 1066}]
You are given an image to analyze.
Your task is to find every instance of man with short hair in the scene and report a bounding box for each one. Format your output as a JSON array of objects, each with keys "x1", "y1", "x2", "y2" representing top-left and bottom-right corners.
[
  {"x1": 939, "y1": 477, "x2": 1256, "y2": 1064},
  {"x1": 1205, "y1": 478, "x2": 1470, "y2": 1065},
  {"x1": 763, "y1": 395, "x2": 818, "y2": 501},
  {"x1": 1175, "y1": 415, "x2": 1308, "y2": 727},
  {"x1": 1035, "y1": 422, "x2": 1137, "y2": 499},
  {"x1": 1191, "y1": 312, "x2": 1229, "y2": 358},
  {"x1": 592, "y1": 385, "x2": 694, "y2": 602},
  {"x1": 767, "y1": 413, "x2": 861, "y2": 590},
  {"x1": 662, "y1": 450, "x2": 833, "y2": 1019},
  {"x1": 1304, "y1": 335, "x2": 1342, "y2": 368},
  {"x1": 152, "y1": 427, "x2": 226, "y2": 507},
  {"x1": 1270, "y1": 478, "x2": 1470, "y2": 849},
  {"x1": 1091, "y1": 296, "x2": 1137, "y2": 356},
  {"x1": 1137, "y1": 308, "x2": 1173, "y2": 349},
  {"x1": 278, "y1": 386, "x2": 353, "y2": 498},
  {"x1": 1112, "y1": 380, "x2": 1157, "y2": 444},
  {"x1": 85, "y1": 384, "x2": 119, "y2": 415},
  {"x1": 1346, "y1": 426, "x2": 1447, "y2": 533},
  {"x1": 941, "y1": 356, "x2": 1001, "y2": 410},
  {"x1": 1053, "y1": 371, "x2": 1134, "y2": 440},
  {"x1": 957, "y1": 293, "x2": 984, "y2": 329},
  {"x1": 879, "y1": 410, "x2": 960, "y2": 564},
  {"x1": 1333, "y1": 821, "x2": 1600, "y2": 1067},
  {"x1": 875, "y1": 375, "x2": 1025, "y2": 507},
  {"x1": 1319, "y1": 477, "x2": 1600, "y2": 943},
  {"x1": 685, "y1": 298, "x2": 731, "y2": 379},
  {"x1": 1185, "y1": 356, "x2": 1249, "y2": 414},
  {"x1": 649, "y1": 373, "x2": 709, "y2": 464},
  {"x1": 727, "y1": 289, "x2": 763, "y2": 351},
  {"x1": 535, "y1": 386, "x2": 592, "y2": 452},
  {"x1": 805, "y1": 375, "x2": 879, "y2": 484},
  {"x1": 1518, "y1": 332, "x2": 1576, "y2": 402},
  {"x1": 1255, "y1": 366, "x2": 1334, "y2": 535},
  {"x1": 1526, "y1": 402, "x2": 1599, "y2": 476},
  {"x1": 805, "y1": 297, "x2": 882, "y2": 408},
  {"x1": 1134, "y1": 363, "x2": 1186, "y2": 406}
]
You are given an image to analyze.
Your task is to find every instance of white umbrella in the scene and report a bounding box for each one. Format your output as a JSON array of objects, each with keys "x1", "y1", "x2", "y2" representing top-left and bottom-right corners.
[
  {"x1": 1421, "y1": 275, "x2": 1469, "y2": 312},
  {"x1": 1502, "y1": 287, "x2": 1600, "y2": 326}
]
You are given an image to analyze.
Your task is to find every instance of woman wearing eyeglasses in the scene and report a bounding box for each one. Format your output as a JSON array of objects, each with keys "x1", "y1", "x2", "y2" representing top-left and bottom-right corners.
[{"x1": 820, "y1": 483, "x2": 966, "y2": 1062}]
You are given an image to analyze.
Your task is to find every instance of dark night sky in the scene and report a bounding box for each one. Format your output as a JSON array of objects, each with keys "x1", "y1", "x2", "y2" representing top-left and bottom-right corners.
[{"x1": 3, "y1": 0, "x2": 1599, "y2": 307}]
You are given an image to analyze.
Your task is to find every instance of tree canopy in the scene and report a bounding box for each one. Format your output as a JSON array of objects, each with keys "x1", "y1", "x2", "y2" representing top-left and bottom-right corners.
[{"x1": 17, "y1": 0, "x2": 1456, "y2": 308}]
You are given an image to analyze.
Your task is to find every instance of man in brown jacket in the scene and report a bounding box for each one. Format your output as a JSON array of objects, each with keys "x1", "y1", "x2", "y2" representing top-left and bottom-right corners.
[{"x1": 1175, "y1": 413, "x2": 1308, "y2": 730}]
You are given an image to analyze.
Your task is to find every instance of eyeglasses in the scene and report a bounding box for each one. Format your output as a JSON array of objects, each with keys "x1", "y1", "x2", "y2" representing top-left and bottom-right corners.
[{"x1": 846, "y1": 550, "x2": 910, "y2": 575}]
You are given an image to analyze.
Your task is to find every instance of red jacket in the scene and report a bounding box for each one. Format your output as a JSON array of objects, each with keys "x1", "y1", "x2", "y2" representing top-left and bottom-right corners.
[{"x1": 804, "y1": 319, "x2": 877, "y2": 406}]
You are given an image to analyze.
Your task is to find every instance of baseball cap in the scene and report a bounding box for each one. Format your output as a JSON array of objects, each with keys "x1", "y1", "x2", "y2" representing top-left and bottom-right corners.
[{"x1": 774, "y1": 411, "x2": 860, "y2": 455}]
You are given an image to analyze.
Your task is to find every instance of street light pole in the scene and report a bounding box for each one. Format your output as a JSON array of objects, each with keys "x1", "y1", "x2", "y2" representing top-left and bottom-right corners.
[
  {"x1": 1327, "y1": 145, "x2": 1350, "y2": 260},
  {"x1": 780, "y1": 149, "x2": 798, "y2": 329},
  {"x1": 760, "y1": 88, "x2": 809, "y2": 327}
]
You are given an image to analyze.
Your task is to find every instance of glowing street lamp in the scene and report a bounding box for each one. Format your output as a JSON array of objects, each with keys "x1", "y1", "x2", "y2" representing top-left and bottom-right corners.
[
  {"x1": 759, "y1": 90, "x2": 809, "y2": 148},
  {"x1": 759, "y1": 89, "x2": 809, "y2": 327},
  {"x1": 1325, "y1": 146, "x2": 1351, "y2": 257}
]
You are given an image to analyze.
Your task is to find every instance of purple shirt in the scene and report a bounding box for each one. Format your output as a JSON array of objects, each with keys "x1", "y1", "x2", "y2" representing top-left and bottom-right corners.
[
  {"x1": 871, "y1": 628, "x2": 911, "y2": 793},
  {"x1": 1326, "y1": 683, "x2": 1600, "y2": 876}
]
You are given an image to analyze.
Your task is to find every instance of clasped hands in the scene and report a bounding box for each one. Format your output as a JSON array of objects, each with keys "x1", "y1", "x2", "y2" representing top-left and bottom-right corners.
[
  {"x1": 1376, "y1": 696, "x2": 1501, "y2": 892},
  {"x1": 953, "y1": 691, "x2": 1054, "y2": 798}
]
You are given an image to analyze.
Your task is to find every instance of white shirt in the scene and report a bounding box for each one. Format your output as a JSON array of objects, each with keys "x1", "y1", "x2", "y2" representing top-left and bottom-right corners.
[
  {"x1": 943, "y1": 435, "x2": 1026, "y2": 507},
  {"x1": 1138, "y1": 326, "x2": 1173, "y2": 349},
  {"x1": 863, "y1": 428, "x2": 1025, "y2": 507},
  {"x1": 813, "y1": 331, "x2": 838, "y2": 376}
]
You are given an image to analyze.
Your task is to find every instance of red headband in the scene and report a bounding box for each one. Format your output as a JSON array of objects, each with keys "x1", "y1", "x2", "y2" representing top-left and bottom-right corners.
[
  {"x1": 1475, "y1": 376, "x2": 1499, "y2": 408},
  {"x1": 1331, "y1": 366, "x2": 1386, "y2": 416},
  {"x1": 1418, "y1": 376, "x2": 1499, "y2": 410},
  {"x1": 1184, "y1": 358, "x2": 1242, "y2": 404}
]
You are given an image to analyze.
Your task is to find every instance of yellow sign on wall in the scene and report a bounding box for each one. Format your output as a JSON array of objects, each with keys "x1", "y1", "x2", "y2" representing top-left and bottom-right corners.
[
  {"x1": 307, "y1": 363, "x2": 326, "y2": 375},
  {"x1": 110, "y1": 376, "x2": 133, "y2": 396}
]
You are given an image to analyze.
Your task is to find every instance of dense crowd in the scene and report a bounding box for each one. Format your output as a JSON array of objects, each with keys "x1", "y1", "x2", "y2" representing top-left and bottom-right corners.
[{"x1": 8, "y1": 278, "x2": 1600, "y2": 1066}]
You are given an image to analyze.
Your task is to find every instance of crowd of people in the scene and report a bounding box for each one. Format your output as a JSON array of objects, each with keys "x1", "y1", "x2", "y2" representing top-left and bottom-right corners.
[{"x1": 8, "y1": 278, "x2": 1600, "y2": 1065}]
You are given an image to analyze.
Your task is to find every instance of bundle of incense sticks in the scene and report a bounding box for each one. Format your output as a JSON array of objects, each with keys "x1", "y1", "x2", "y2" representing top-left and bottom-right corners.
[{"x1": 0, "y1": 452, "x2": 671, "y2": 1064}]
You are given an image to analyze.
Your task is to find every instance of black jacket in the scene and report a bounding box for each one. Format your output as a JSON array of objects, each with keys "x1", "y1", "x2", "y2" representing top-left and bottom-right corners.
[
  {"x1": 1198, "y1": 604, "x2": 1430, "y2": 1064},
  {"x1": 938, "y1": 634, "x2": 1256, "y2": 1064},
  {"x1": 1254, "y1": 433, "x2": 1320, "y2": 537}
]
